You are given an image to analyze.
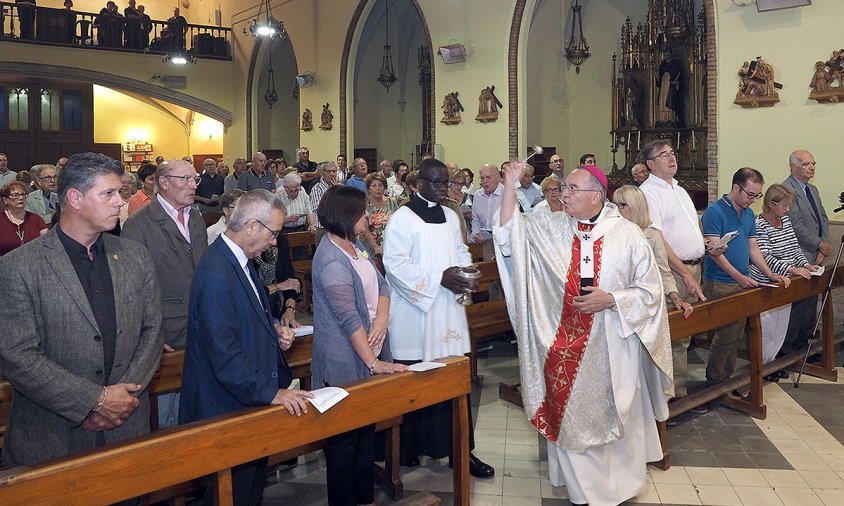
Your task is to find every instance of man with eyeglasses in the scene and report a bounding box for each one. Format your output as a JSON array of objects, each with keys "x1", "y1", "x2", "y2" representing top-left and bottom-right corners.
[
  {"x1": 345, "y1": 158, "x2": 369, "y2": 194},
  {"x1": 181, "y1": 189, "x2": 313, "y2": 505},
  {"x1": 639, "y1": 139, "x2": 706, "y2": 402},
  {"x1": 781, "y1": 149, "x2": 830, "y2": 357},
  {"x1": 123, "y1": 159, "x2": 208, "y2": 425},
  {"x1": 310, "y1": 160, "x2": 339, "y2": 247},
  {"x1": 496, "y1": 162, "x2": 672, "y2": 506},
  {"x1": 25, "y1": 164, "x2": 60, "y2": 224},
  {"x1": 701, "y1": 167, "x2": 789, "y2": 391},
  {"x1": 195, "y1": 158, "x2": 225, "y2": 214},
  {"x1": 631, "y1": 163, "x2": 649, "y2": 185},
  {"x1": 383, "y1": 158, "x2": 495, "y2": 479},
  {"x1": 0, "y1": 153, "x2": 17, "y2": 186},
  {"x1": 515, "y1": 163, "x2": 542, "y2": 212},
  {"x1": 471, "y1": 163, "x2": 503, "y2": 249},
  {"x1": 548, "y1": 154, "x2": 565, "y2": 179},
  {"x1": 275, "y1": 172, "x2": 315, "y2": 234}
]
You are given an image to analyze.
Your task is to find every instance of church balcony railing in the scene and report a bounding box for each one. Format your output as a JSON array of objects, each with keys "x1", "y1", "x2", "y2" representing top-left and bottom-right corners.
[{"x1": 0, "y1": 1, "x2": 231, "y2": 61}]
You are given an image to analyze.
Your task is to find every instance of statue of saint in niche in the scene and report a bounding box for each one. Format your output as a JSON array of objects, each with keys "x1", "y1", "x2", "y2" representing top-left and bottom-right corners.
[{"x1": 655, "y1": 56, "x2": 684, "y2": 126}]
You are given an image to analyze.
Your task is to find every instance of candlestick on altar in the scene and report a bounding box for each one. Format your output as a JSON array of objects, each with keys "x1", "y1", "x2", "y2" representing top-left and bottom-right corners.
[
  {"x1": 637, "y1": 131, "x2": 641, "y2": 150},
  {"x1": 691, "y1": 130, "x2": 696, "y2": 151},
  {"x1": 676, "y1": 131, "x2": 680, "y2": 148}
]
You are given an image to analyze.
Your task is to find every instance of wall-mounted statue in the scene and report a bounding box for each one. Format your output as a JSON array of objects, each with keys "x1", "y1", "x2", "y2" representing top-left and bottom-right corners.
[
  {"x1": 441, "y1": 92, "x2": 463, "y2": 125},
  {"x1": 475, "y1": 85, "x2": 502, "y2": 122},
  {"x1": 655, "y1": 55, "x2": 684, "y2": 126},
  {"x1": 809, "y1": 50, "x2": 844, "y2": 103},
  {"x1": 301, "y1": 108, "x2": 313, "y2": 131},
  {"x1": 735, "y1": 56, "x2": 782, "y2": 108},
  {"x1": 320, "y1": 103, "x2": 333, "y2": 130}
]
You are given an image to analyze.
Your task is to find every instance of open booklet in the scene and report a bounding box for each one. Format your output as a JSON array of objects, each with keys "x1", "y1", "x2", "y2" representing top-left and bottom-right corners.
[
  {"x1": 707, "y1": 230, "x2": 739, "y2": 251},
  {"x1": 307, "y1": 387, "x2": 349, "y2": 413},
  {"x1": 293, "y1": 325, "x2": 314, "y2": 338}
]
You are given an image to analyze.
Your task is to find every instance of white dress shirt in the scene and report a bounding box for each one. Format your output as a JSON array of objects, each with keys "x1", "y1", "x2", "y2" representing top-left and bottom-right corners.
[
  {"x1": 639, "y1": 176, "x2": 705, "y2": 260},
  {"x1": 471, "y1": 183, "x2": 504, "y2": 238},
  {"x1": 220, "y1": 233, "x2": 263, "y2": 308},
  {"x1": 156, "y1": 193, "x2": 192, "y2": 243}
]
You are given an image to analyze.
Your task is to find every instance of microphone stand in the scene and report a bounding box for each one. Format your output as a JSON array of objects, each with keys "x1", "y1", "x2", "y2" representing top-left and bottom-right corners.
[{"x1": 794, "y1": 235, "x2": 844, "y2": 388}]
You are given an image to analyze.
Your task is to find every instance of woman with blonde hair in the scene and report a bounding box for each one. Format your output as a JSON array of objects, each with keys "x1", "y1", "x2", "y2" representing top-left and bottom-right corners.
[
  {"x1": 751, "y1": 183, "x2": 817, "y2": 380},
  {"x1": 612, "y1": 185, "x2": 693, "y2": 318},
  {"x1": 533, "y1": 174, "x2": 564, "y2": 214}
]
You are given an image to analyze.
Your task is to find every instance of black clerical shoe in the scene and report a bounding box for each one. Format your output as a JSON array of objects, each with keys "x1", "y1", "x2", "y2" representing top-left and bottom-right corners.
[
  {"x1": 468, "y1": 453, "x2": 495, "y2": 478},
  {"x1": 448, "y1": 453, "x2": 495, "y2": 478},
  {"x1": 764, "y1": 373, "x2": 780, "y2": 383},
  {"x1": 777, "y1": 370, "x2": 790, "y2": 379}
]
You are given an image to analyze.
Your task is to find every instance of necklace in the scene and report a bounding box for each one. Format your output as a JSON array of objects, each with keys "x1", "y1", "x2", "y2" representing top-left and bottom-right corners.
[
  {"x1": 329, "y1": 236, "x2": 358, "y2": 260},
  {"x1": 6, "y1": 211, "x2": 24, "y2": 244}
]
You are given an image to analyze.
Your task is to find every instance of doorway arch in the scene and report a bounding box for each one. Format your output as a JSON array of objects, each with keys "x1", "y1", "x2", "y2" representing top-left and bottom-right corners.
[{"x1": 339, "y1": 0, "x2": 434, "y2": 162}]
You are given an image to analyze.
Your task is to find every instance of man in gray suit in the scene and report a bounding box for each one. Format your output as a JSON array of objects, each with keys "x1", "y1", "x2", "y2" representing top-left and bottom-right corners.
[
  {"x1": 782, "y1": 149, "x2": 831, "y2": 355},
  {"x1": 24, "y1": 164, "x2": 59, "y2": 224},
  {"x1": 123, "y1": 159, "x2": 207, "y2": 426},
  {"x1": 0, "y1": 152, "x2": 163, "y2": 467}
]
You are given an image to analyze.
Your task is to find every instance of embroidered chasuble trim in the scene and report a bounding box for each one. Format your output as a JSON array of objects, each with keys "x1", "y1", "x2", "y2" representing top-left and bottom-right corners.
[{"x1": 531, "y1": 222, "x2": 604, "y2": 442}]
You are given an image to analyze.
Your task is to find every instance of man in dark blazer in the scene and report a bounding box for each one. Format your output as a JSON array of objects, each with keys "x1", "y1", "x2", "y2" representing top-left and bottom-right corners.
[
  {"x1": 0, "y1": 152, "x2": 163, "y2": 467},
  {"x1": 123, "y1": 159, "x2": 207, "y2": 351},
  {"x1": 782, "y1": 149, "x2": 831, "y2": 355},
  {"x1": 180, "y1": 189, "x2": 312, "y2": 506},
  {"x1": 123, "y1": 159, "x2": 207, "y2": 426}
]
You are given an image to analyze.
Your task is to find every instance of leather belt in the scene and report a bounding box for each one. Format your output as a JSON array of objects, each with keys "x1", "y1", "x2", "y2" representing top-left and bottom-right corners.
[{"x1": 682, "y1": 257, "x2": 703, "y2": 266}]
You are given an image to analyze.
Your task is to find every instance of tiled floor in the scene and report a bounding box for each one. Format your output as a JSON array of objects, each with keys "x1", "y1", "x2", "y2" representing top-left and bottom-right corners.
[{"x1": 261, "y1": 292, "x2": 844, "y2": 505}]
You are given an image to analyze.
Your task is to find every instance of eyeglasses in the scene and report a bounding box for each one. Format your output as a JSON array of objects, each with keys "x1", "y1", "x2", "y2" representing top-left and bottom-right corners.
[
  {"x1": 561, "y1": 184, "x2": 602, "y2": 194},
  {"x1": 616, "y1": 202, "x2": 629, "y2": 209},
  {"x1": 772, "y1": 200, "x2": 791, "y2": 210},
  {"x1": 418, "y1": 177, "x2": 449, "y2": 188},
  {"x1": 543, "y1": 187, "x2": 561, "y2": 193},
  {"x1": 737, "y1": 185, "x2": 763, "y2": 200},
  {"x1": 254, "y1": 220, "x2": 281, "y2": 239},
  {"x1": 647, "y1": 150, "x2": 676, "y2": 161},
  {"x1": 449, "y1": 180, "x2": 464, "y2": 187},
  {"x1": 4, "y1": 193, "x2": 26, "y2": 199},
  {"x1": 163, "y1": 174, "x2": 201, "y2": 184},
  {"x1": 38, "y1": 175, "x2": 57, "y2": 181}
]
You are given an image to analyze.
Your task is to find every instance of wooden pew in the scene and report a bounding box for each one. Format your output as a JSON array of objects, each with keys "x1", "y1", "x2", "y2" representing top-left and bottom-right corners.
[
  {"x1": 466, "y1": 260, "x2": 512, "y2": 383},
  {"x1": 0, "y1": 334, "x2": 406, "y2": 500},
  {"x1": 651, "y1": 267, "x2": 842, "y2": 470},
  {"x1": 0, "y1": 358, "x2": 473, "y2": 506},
  {"x1": 287, "y1": 231, "x2": 317, "y2": 312}
]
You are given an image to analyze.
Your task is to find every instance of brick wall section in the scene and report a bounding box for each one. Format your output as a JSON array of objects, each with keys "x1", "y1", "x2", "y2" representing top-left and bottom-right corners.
[
  {"x1": 508, "y1": 1, "x2": 527, "y2": 160},
  {"x1": 704, "y1": 0, "x2": 718, "y2": 203}
]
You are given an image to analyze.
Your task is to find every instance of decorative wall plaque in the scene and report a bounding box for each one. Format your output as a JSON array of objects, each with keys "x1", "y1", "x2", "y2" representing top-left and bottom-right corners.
[
  {"x1": 809, "y1": 50, "x2": 844, "y2": 103},
  {"x1": 441, "y1": 92, "x2": 463, "y2": 125},
  {"x1": 475, "y1": 85, "x2": 502, "y2": 122},
  {"x1": 735, "y1": 56, "x2": 782, "y2": 108},
  {"x1": 320, "y1": 103, "x2": 333, "y2": 130},
  {"x1": 301, "y1": 108, "x2": 313, "y2": 131}
]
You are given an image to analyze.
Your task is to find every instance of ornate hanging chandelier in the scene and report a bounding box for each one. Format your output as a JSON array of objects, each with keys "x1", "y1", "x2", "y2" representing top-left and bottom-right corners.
[
  {"x1": 377, "y1": 0, "x2": 397, "y2": 91},
  {"x1": 564, "y1": 0, "x2": 590, "y2": 74}
]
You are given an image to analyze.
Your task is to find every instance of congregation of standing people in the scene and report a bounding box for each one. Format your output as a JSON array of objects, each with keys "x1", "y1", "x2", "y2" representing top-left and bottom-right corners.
[{"x1": 0, "y1": 143, "x2": 832, "y2": 505}]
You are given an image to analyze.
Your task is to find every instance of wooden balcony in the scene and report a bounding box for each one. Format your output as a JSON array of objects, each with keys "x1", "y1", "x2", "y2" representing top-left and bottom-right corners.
[{"x1": 0, "y1": 1, "x2": 231, "y2": 61}]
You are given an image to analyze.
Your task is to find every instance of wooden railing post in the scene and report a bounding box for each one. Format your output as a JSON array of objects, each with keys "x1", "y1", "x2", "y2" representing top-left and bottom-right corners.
[
  {"x1": 452, "y1": 394, "x2": 470, "y2": 506},
  {"x1": 213, "y1": 468, "x2": 233, "y2": 506}
]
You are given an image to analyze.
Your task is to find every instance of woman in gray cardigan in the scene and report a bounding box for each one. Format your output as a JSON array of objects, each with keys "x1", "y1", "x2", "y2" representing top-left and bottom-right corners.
[{"x1": 312, "y1": 185, "x2": 406, "y2": 506}]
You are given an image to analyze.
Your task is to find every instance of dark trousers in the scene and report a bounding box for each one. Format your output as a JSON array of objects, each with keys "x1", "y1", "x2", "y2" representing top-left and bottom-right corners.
[
  {"x1": 782, "y1": 295, "x2": 818, "y2": 355},
  {"x1": 203, "y1": 456, "x2": 268, "y2": 506},
  {"x1": 324, "y1": 425, "x2": 376, "y2": 506}
]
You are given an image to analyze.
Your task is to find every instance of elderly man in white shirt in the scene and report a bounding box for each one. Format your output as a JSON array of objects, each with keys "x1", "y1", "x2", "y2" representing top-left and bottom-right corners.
[
  {"x1": 471, "y1": 163, "x2": 504, "y2": 254},
  {"x1": 639, "y1": 139, "x2": 707, "y2": 402},
  {"x1": 515, "y1": 164, "x2": 542, "y2": 212},
  {"x1": 275, "y1": 172, "x2": 315, "y2": 233}
]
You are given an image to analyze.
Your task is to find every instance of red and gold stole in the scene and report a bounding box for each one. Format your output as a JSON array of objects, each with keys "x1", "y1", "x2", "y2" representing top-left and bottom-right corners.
[{"x1": 531, "y1": 222, "x2": 604, "y2": 441}]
